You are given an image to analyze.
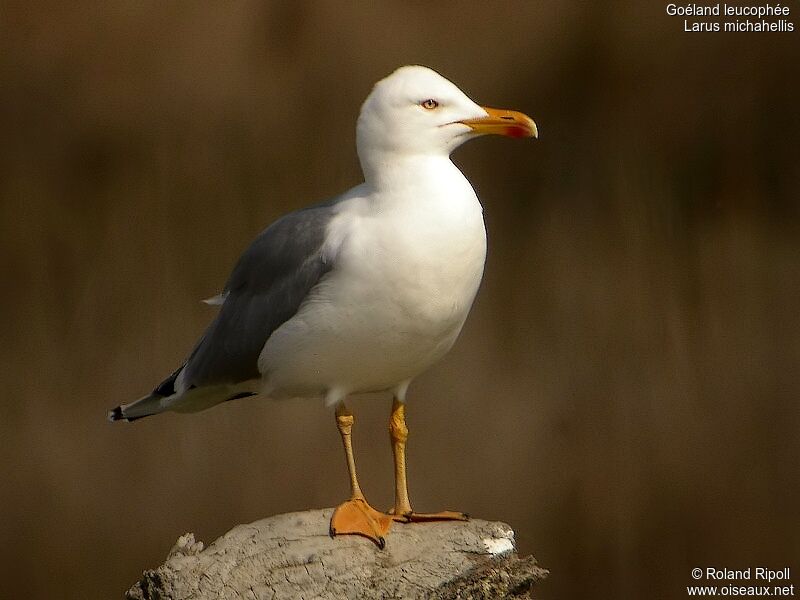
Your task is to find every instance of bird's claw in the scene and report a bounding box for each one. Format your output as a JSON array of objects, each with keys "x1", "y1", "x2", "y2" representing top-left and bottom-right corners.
[{"x1": 330, "y1": 498, "x2": 392, "y2": 549}]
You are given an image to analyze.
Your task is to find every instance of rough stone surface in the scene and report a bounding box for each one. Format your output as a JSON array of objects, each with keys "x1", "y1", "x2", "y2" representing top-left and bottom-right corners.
[{"x1": 125, "y1": 508, "x2": 548, "y2": 599}]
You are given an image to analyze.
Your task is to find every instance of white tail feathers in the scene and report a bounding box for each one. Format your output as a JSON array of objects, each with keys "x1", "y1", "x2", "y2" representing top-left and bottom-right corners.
[
  {"x1": 108, "y1": 383, "x2": 258, "y2": 423},
  {"x1": 108, "y1": 392, "x2": 168, "y2": 422}
]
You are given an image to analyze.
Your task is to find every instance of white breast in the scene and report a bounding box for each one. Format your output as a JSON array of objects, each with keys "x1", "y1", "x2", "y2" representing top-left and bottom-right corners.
[{"x1": 259, "y1": 160, "x2": 487, "y2": 400}]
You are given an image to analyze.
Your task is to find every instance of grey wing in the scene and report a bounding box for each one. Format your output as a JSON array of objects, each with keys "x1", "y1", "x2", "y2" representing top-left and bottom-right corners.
[{"x1": 166, "y1": 200, "x2": 339, "y2": 392}]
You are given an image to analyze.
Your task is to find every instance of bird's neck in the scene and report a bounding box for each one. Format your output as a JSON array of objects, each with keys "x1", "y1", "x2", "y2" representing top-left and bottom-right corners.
[{"x1": 358, "y1": 151, "x2": 464, "y2": 193}]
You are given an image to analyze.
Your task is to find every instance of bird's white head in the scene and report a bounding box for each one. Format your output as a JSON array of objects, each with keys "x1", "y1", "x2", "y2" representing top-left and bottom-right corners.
[{"x1": 356, "y1": 65, "x2": 537, "y2": 177}]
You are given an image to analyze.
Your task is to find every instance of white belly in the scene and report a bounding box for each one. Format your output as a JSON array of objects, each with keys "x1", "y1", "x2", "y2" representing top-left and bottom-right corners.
[{"x1": 259, "y1": 182, "x2": 487, "y2": 400}]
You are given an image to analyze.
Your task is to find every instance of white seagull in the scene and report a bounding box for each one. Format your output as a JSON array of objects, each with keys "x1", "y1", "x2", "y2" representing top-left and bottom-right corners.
[{"x1": 110, "y1": 65, "x2": 537, "y2": 548}]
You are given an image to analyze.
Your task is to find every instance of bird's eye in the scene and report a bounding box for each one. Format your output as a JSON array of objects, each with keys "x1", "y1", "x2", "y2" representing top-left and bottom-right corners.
[{"x1": 420, "y1": 99, "x2": 439, "y2": 110}]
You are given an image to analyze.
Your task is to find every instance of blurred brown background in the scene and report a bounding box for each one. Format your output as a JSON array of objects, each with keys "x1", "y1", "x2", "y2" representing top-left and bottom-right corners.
[{"x1": 1, "y1": 2, "x2": 798, "y2": 598}]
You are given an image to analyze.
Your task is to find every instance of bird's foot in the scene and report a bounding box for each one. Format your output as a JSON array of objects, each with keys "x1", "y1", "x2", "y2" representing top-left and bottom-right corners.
[
  {"x1": 330, "y1": 498, "x2": 393, "y2": 549},
  {"x1": 389, "y1": 508, "x2": 469, "y2": 523}
]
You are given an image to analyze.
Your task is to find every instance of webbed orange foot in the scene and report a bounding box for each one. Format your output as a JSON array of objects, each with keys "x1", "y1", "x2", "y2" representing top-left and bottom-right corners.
[
  {"x1": 330, "y1": 498, "x2": 393, "y2": 548},
  {"x1": 390, "y1": 508, "x2": 469, "y2": 523}
]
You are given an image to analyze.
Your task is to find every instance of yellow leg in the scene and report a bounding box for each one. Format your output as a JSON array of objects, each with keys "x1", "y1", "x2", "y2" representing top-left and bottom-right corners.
[
  {"x1": 389, "y1": 398, "x2": 469, "y2": 523},
  {"x1": 390, "y1": 398, "x2": 413, "y2": 516},
  {"x1": 330, "y1": 402, "x2": 392, "y2": 548}
]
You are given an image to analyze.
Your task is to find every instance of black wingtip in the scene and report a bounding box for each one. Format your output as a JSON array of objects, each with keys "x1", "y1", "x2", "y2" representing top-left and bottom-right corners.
[
  {"x1": 224, "y1": 391, "x2": 257, "y2": 402},
  {"x1": 108, "y1": 407, "x2": 151, "y2": 423},
  {"x1": 108, "y1": 406, "x2": 125, "y2": 422}
]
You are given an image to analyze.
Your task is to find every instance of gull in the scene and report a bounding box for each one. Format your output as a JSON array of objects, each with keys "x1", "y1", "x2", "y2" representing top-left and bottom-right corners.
[{"x1": 109, "y1": 65, "x2": 537, "y2": 547}]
